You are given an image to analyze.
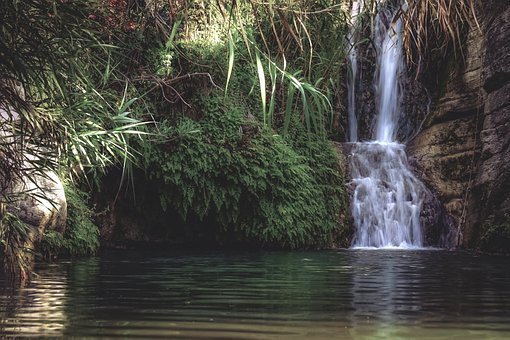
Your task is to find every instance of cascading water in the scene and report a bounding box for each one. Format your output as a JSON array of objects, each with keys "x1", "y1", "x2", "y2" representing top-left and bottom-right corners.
[
  {"x1": 373, "y1": 5, "x2": 403, "y2": 143},
  {"x1": 350, "y1": 142, "x2": 425, "y2": 248},
  {"x1": 346, "y1": 0, "x2": 364, "y2": 142},
  {"x1": 348, "y1": 1, "x2": 426, "y2": 248}
]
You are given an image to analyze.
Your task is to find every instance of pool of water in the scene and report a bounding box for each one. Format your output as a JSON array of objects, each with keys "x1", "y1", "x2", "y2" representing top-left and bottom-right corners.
[{"x1": 1, "y1": 250, "x2": 510, "y2": 338}]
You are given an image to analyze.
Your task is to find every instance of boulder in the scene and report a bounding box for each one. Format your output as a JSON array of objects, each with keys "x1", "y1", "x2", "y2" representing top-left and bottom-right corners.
[{"x1": 5, "y1": 163, "x2": 67, "y2": 250}]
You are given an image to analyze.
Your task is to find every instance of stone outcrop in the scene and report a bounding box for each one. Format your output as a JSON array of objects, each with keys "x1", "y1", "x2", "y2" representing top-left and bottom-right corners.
[
  {"x1": 1, "y1": 87, "x2": 67, "y2": 274},
  {"x1": 407, "y1": 1, "x2": 510, "y2": 249},
  {"x1": 5, "y1": 163, "x2": 67, "y2": 250}
]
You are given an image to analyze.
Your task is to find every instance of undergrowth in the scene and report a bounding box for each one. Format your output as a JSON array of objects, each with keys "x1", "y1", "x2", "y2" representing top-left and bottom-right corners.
[
  {"x1": 480, "y1": 215, "x2": 510, "y2": 253},
  {"x1": 0, "y1": 209, "x2": 32, "y2": 283}
]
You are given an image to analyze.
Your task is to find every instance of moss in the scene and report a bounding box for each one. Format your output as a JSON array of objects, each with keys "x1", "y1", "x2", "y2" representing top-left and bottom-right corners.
[
  {"x1": 480, "y1": 215, "x2": 510, "y2": 253},
  {"x1": 40, "y1": 184, "x2": 99, "y2": 258}
]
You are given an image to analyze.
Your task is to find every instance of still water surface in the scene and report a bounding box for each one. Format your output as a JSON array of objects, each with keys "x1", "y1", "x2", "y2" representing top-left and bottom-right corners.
[{"x1": 1, "y1": 250, "x2": 510, "y2": 338}]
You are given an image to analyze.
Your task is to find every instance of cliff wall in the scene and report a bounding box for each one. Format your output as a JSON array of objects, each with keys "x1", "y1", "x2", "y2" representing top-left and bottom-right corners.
[{"x1": 408, "y1": 0, "x2": 510, "y2": 250}]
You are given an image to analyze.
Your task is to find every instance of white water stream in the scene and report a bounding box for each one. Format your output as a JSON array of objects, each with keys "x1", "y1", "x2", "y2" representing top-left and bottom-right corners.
[
  {"x1": 348, "y1": 1, "x2": 426, "y2": 248},
  {"x1": 346, "y1": 0, "x2": 364, "y2": 142}
]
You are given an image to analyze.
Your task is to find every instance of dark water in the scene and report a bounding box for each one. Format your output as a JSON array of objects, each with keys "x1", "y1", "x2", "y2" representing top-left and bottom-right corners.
[{"x1": 1, "y1": 250, "x2": 510, "y2": 339}]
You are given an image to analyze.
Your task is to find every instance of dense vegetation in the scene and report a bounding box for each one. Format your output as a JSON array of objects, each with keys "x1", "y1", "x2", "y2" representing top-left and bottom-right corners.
[
  {"x1": 145, "y1": 92, "x2": 348, "y2": 248},
  {"x1": 0, "y1": 0, "x2": 497, "y2": 280},
  {"x1": 0, "y1": 0, "x2": 355, "y2": 278}
]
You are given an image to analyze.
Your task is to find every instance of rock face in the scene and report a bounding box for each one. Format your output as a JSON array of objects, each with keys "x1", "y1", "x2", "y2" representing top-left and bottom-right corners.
[{"x1": 407, "y1": 1, "x2": 510, "y2": 249}]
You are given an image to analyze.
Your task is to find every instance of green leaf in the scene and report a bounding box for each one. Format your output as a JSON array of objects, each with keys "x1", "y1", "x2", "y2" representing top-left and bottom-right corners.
[
  {"x1": 255, "y1": 50, "x2": 267, "y2": 127},
  {"x1": 225, "y1": 29, "x2": 235, "y2": 97}
]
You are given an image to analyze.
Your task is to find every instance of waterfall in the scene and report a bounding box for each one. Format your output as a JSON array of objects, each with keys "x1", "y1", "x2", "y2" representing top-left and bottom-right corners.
[
  {"x1": 374, "y1": 6, "x2": 403, "y2": 143},
  {"x1": 349, "y1": 1, "x2": 426, "y2": 248},
  {"x1": 346, "y1": 1, "x2": 364, "y2": 142},
  {"x1": 350, "y1": 142, "x2": 425, "y2": 248}
]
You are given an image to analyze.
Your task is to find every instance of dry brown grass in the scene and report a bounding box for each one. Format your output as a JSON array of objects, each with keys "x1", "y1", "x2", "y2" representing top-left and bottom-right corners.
[{"x1": 400, "y1": 0, "x2": 479, "y2": 75}]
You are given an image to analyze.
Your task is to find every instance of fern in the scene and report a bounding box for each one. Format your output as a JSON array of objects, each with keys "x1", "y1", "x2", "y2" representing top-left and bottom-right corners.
[{"x1": 146, "y1": 92, "x2": 349, "y2": 248}]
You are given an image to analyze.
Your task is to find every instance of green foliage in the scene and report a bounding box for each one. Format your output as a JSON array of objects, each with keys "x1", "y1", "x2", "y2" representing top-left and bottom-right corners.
[
  {"x1": 290, "y1": 126, "x2": 351, "y2": 244},
  {"x1": 0, "y1": 209, "x2": 32, "y2": 282},
  {"x1": 480, "y1": 215, "x2": 510, "y2": 253},
  {"x1": 146, "y1": 92, "x2": 348, "y2": 248},
  {"x1": 135, "y1": 1, "x2": 347, "y2": 137},
  {"x1": 1, "y1": 0, "x2": 353, "y2": 264},
  {"x1": 0, "y1": 1, "x2": 154, "y2": 280},
  {"x1": 148, "y1": 46, "x2": 177, "y2": 77},
  {"x1": 146, "y1": 17, "x2": 182, "y2": 78},
  {"x1": 41, "y1": 184, "x2": 99, "y2": 258},
  {"x1": 227, "y1": 0, "x2": 348, "y2": 135},
  {"x1": 0, "y1": 0, "x2": 151, "y2": 183}
]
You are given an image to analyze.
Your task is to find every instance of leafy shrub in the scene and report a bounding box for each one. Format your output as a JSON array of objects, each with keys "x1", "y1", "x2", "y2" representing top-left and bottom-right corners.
[
  {"x1": 41, "y1": 184, "x2": 99, "y2": 258},
  {"x1": 146, "y1": 92, "x2": 348, "y2": 248}
]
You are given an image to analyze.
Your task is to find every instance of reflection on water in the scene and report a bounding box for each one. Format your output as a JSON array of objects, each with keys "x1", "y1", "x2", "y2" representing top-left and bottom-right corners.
[
  {"x1": 0, "y1": 263, "x2": 70, "y2": 336},
  {"x1": 1, "y1": 250, "x2": 510, "y2": 338}
]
